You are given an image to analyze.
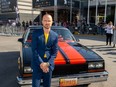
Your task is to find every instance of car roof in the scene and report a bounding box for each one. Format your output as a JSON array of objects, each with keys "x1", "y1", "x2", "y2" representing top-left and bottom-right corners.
[{"x1": 28, "y1": 25, "x2": 68, "y2": 30}]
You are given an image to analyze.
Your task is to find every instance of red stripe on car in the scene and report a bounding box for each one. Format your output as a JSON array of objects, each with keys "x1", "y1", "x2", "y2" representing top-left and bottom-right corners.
[
  {"x1": 55, "y1": 51, "x2": 66, "y2": 65},
  {"x1": 58, "y1": 42, "x2": 86, "y2": 64}
]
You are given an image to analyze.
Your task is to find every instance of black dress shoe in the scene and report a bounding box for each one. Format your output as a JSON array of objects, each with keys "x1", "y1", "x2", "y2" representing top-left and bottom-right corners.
[{"x1": 113, "y1": 44, "x2": 115, "y2": 48}]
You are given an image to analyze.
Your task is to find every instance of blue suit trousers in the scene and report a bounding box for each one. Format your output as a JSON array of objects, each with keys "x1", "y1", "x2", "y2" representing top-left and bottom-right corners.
[{"x1": 32, "y1": 69, "x2": 52, "y2": 87}]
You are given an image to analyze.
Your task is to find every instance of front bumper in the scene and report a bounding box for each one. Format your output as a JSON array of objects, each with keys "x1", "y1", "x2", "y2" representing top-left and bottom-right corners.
[{"x1": 17, "y1": 71, "x2": 108, "y2": 86}]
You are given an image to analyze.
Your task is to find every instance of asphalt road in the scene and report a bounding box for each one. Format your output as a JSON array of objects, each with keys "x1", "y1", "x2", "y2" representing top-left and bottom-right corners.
[
  {"x1": 0, "y1": 35, "x2": 116, "y2": 87},
  {"x1": 0, "y1": 36, "x2": 20, "y2": 87}
]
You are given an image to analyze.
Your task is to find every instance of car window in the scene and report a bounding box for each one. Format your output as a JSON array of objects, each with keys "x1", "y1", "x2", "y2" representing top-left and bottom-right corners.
[
  {"x1": 52, "y1": 29, "x2": 75, "y2": 41},
  {"x1": 22, "y1": 29, "x2": 28, "y2": 42},
  {"x1": 26, "y1": 29, "x2": 35, "y2": 42},
  {"x1": 25, "y1": 27, "x2": 76, "y2": 43}
]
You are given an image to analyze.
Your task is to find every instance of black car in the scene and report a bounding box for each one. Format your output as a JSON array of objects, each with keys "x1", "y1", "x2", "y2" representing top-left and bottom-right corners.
[{"x1": 17, "y1": 25, "x2": 108, "y2": 87}]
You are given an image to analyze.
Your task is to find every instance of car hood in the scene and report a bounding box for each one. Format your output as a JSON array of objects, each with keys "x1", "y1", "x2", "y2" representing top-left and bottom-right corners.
[
  {"x1": 55, "y1": 41, "x2": 103, "y2": 65},
  {"x1": 23, "y1": 41, "x2": 103, "y2": 65}
]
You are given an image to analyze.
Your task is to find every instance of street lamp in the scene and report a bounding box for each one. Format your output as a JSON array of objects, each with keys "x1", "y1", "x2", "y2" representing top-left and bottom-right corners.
[
  {"x1": 114, "y1": 4, "x2": 116, "y2": 26},
  {"x1": 104, "y1": 0, "x2": 107, "y2": 23},
  {"x1": 87, "y1": 0, "x2": 90, "y2": 24},
  {"x1": 54, "y1": 0, "x2": 58, "y2": 22},
  {"x1": 95, "y1": 0, "x2": 98, "y2": 25},
  {"x1": 70, "y1": 0, "x2": 72, "y2": 24}
]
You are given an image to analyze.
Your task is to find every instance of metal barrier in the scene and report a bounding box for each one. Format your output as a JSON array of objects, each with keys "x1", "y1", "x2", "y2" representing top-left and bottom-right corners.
[{"x1": 0, "y1": 25, "x2": 24, "y2": 36}]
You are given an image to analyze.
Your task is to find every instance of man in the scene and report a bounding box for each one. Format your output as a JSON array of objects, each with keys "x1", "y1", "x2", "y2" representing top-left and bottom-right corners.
[{"x1": 31, "y1": 14, "x2": 58, "y2": 87}]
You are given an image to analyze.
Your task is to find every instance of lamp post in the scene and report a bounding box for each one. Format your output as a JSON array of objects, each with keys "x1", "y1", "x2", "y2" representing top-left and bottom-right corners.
[
  {"x1": 79, "y1": 0, "x2": 81, "y2": 20},
  {"x1": 32, "y1": 8, "x2": 34, "y2": 22},
  {"x1": 114, "y1": 4, "x2": 116, "y2": 26},
  {"x1": 87, "y1": 0, "x2": 90, "y2": 24},
  {"x1": 54, "y1": 0, "x2": 57, "y2": 22},
  {"x1": 104, "y1": 0, "x2": 107, "y2": 23},
  {"x1": 70, "y1": 0, "x2": 72, "y2": 24},
  {"x1": 95, "y1": 0, "x2": 98, "y2": 25}
]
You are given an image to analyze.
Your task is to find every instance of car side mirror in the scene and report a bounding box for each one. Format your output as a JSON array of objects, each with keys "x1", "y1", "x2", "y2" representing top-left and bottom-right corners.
[{"x1": 18, "y1": 38, "x2": 23, "y2": 42}]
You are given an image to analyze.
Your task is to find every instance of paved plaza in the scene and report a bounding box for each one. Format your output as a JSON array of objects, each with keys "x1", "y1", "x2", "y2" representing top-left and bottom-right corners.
[
  {"x1": 0, "y1": 35, "x2": 116, "y2": 87},
  {"x1": 76, "y1": 35, "x2": 116, "y2": 87}
]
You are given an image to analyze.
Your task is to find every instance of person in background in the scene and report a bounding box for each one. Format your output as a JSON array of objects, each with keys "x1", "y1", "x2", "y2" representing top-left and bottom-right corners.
[
  {"x1": 22, "y1": 21, "x2": 25, "y2": 30},
  {"x1": 25, "y1": 21, "x2": 29, "y2": 30},
  {"x1": 105, "y1": 21, "x2": 115, "y2": 46},
  {"x1": 113, "y1": 27, "x2": 116, "y2": 47},
  {"x1": 29, "y1": 20, "x2": 32, "y2": 25},
  {"x1": 31, "y1": 14, "x2": 58, "y2": 87}
]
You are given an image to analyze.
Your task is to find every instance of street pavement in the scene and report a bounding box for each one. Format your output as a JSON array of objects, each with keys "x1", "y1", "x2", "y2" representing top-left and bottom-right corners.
[
  {"x1": 0, "y1": 36, "x2": 20, "y2": 87},
  {"x1": 0, "y1": 35, "x2": 116, "y2": 87},
  {"x1": 75, "y1": 34, "x2": 116, "y2": 87}
]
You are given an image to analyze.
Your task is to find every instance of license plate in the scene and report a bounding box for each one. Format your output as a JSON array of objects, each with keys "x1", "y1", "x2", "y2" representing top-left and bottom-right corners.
[{"x1": 59, "y1": 78, "x2": 78, "y2": 87}]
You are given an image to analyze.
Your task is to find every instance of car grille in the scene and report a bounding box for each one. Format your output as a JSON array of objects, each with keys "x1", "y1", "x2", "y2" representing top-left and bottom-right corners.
[{"x1": 53, "y1": 64, "x2": 87, "y2": 77}]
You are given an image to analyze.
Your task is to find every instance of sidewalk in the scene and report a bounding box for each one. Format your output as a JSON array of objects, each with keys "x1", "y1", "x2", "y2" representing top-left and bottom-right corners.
[
  {"x1": 74, "y1": 34, "x2": 106, "y2": 42},
  {"x1": 75, "y1": 34, "x2": 106, "y2": 37},
  {"x1": 78, "y1": 35, "x2": 116, "y2": 87}
]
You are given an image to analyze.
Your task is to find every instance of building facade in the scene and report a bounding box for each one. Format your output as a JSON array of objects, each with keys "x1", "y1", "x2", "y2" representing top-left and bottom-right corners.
[
  {"x1": 0, "y1": 0, "x2": 40, "y2": 24},
  {"x1": 0, "y1": 0, "x2": 85, "y2": 25},
  {"x1": 88, "y1": 0, "x2": 116, "y2": 25},
  {"x1": 33, "y1": 0, "x2": 83, "y2": 24},
  {"x1": 1, "y1": 0, "x2": 116, "y2": 25}
]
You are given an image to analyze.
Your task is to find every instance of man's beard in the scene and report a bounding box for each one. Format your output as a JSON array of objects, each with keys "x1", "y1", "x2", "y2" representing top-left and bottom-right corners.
[{"x1": 43, "y1": 25, "x2": 51, "y2": 29}]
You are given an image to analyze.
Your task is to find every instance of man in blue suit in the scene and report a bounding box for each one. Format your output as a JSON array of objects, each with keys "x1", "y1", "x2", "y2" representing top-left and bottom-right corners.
[{"x1": 31, "y1": 14, "x2": 58, "y2": 87}]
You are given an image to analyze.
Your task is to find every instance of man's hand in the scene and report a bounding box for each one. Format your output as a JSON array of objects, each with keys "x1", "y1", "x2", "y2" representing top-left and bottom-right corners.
[{"x1": 40, "y1": 62, "x2": 49, "y2": 73}]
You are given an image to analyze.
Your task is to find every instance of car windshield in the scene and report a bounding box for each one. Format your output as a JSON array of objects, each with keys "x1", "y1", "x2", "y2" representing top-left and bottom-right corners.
[
  {"x1": 52, "y1": 29, "x2": 75, "y2": 41},
  {"x1": 26, "y1": 27, "x2": 76, "y2": 42}
]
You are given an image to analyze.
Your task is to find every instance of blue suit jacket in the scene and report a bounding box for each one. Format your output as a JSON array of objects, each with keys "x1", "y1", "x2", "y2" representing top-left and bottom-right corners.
[{"x1": 31, "y1": 28, "x2": 58, "y2": 71}]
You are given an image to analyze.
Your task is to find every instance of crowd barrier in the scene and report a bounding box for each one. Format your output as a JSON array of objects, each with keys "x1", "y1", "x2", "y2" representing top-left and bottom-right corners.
[{"x1": 0, "y1": 25, "x2": 24, "y2": 36}]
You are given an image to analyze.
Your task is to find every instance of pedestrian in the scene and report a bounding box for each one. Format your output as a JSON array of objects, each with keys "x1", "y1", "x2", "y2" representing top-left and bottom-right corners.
[
  {"x1": 29, "y1": 20, "x2": 32, "y2": 25},
  {"x1": 11, "y1": 21, "x2": 16, "y2": 35},
  {"x1": 105, "y1": 21, "x2": 115, "y2": 46},
  {"x1": 31, "y1": 14, "x2": 58, "y2": 87},
  {"x1": 113, "y1": 27, "x2": 116, "y2": 47},
  {"x1": 22, "y1": 20, "x2": 25, "y2": 28},
  {"x1": 26, "y1": 21, "x2": 29, "y2": 30}
]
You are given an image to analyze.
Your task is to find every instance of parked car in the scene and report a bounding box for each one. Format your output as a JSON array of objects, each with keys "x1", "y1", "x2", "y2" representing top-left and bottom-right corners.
[{"x1": 17, "y1": 25, "x2": 108, "y2": 87}]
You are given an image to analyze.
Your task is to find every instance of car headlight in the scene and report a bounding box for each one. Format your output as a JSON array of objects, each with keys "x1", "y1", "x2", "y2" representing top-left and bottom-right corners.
[
  {"x1": 24, "y1": 66, "x2": 33, "y2": 73},
  {"x1": 88, "y1": 62, "x2": 103, "y2": 69}
]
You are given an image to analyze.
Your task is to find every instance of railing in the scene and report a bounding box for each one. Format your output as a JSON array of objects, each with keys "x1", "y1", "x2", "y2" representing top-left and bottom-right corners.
[
  {"x1": 0, "y1": 25, "x2": 25, "y2": 36},
  {"x1": 0, "y1": 24, "x2": 106, "y2": 36}
]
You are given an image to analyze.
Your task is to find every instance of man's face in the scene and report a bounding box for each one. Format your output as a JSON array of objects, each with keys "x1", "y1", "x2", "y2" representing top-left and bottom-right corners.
[{"x1": 42, "y1": 15, "x2": 53, "y2": 29}]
